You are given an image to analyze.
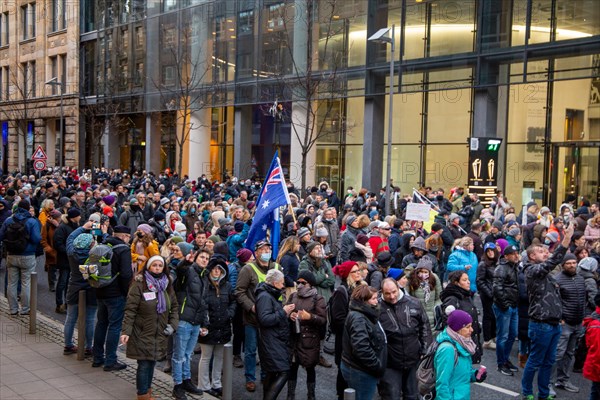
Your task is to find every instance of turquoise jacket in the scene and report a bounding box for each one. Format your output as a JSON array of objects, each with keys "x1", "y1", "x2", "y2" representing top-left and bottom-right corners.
[
  {"x1": 447, "y1": 248, "x2": 479, "y2": 292},
  {"x1": 434, "y1": 329, "x2": 477, "y2": 400}
]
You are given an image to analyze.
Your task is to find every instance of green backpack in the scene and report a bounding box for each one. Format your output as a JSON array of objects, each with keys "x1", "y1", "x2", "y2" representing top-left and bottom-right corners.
[{"x1": 79, "y1": 244, "x2": 128, "y2": 288}]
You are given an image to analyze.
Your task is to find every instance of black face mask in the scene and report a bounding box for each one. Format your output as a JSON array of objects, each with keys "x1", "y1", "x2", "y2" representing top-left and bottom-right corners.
[
  {"x1": 137, "y1": 232, "x2": 144, "y2": 238},
  {"x1": 149, "y1": 271, "x2": 164, "y2": 279}
]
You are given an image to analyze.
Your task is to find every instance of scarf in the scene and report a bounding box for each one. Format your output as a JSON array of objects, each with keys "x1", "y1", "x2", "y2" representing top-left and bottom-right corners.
[
  {"x1": 446, "y1": 326, "x2": 477, "y2": 355},
  {"x1": 420, "y1": 280, "x2": 431, "y2": 303},
  {"x1": 144, "y1": 271, "x2": 169, "y2": 314}
]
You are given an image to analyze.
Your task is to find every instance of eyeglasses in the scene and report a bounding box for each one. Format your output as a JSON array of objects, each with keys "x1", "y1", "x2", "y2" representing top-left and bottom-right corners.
[{"x1": 350, "y1": 269, "x2": 361, "y2": 274}]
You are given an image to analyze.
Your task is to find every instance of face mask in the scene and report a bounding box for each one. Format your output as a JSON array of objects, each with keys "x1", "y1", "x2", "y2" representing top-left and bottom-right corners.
[
  {"x1": 260, "y1": 252, "x2": 272, "y2": 262},
  {"x1": 137, "y1": 232, "x2": 144, "y2": 238},
  {"x1": 190, "y1": 208, "x2": 196, "y2": 213},
  {"x1": 159, "y1": 221, "x2": 165, "y2": 226},
  {"x1": 325, "y1": 218, "x2": 333, "y2": 222},
  {"x1": 210, "y1": 275, "x2": 220, "y2": 282},
  {"x1": 149, "y1": 271, "x2": 163, "y2": 279},
  {"x1": 545, "y1": 239, "x2": 551, "y2": 245},
  {"x1": 418, "y1": 272, "x2": 430, "y2": 281}
]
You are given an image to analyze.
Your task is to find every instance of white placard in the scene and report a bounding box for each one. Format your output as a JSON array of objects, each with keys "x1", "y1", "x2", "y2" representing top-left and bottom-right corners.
[{"x1": 406, "y1": 202, "x2": 432, "y2": 222}]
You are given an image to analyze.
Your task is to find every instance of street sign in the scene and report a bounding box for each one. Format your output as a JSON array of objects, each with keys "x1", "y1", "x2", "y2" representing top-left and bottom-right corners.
[
  {"x1": 33, "y1": 159, "x2": 46, "y2": 171},
  {"x1": 31, "y1": 145, "x2": 48, "y2": 160},
  {"x1": 468, "y1": 137, "x2": 503, "y2": 205}
]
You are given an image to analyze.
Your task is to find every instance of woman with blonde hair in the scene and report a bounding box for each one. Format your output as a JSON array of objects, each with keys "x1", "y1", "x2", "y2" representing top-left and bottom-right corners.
[
  {"x1": 277, "y1": 236, "x2": 301, "y2": 291},
  {"x1": 131, "y1": 224, "x2": 160, "y2": 273},
  {"x1": 38, "y1": 198, "x2": 55, "y2": 227}
]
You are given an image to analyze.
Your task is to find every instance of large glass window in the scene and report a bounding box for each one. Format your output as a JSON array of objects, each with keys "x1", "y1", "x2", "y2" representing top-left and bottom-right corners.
[
  {"x1": 383, "y1": 144, "x2": 421, "y2": 192},
  {"x1": 429, "y1": 0, "x2": 475, "y2": 57},
  {"x1": 504, "y1": 144, "x2": 545, "y2": 211},
  {"x1": 386, "y1": 91, "x2": 422, "y2": 143},
  {"x1": 424, "y1": 144, "x2": 469, "y2": 190}
]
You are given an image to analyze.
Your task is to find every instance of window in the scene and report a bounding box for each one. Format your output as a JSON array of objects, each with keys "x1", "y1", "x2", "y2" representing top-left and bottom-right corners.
[
  {"x1": 22, "y1": 61, "x2": 36, "y2": 98},
  {"x1": 0, "y1": 66, "x2": 8, "y2": 100},
  {"x1": 51, "y1": 0, "x2": 66, "y2": 32},
  {"x1": 0, "y1": 12, "x2": 9, "y2": 46},
  {"x1": 49, "y1": 55, "x2": 58, "y2": 94},
  {"x1": 135, "y1": 62, "x2": 144, "y2": 86},
  {"x1": 21, "y1": 3, "x2": 36, "y2": 40},
  {"x1": 60, "y1": 54, "x2": 66, "y2": 93}
]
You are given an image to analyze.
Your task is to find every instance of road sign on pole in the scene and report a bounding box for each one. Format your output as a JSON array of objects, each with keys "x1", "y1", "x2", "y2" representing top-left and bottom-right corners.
[
  {"x1": 33, "y1": 159, "x2": 46, "y2": 172},
  {"x1": 31, "y1": 145, "x2": 48, "y2": 160}
]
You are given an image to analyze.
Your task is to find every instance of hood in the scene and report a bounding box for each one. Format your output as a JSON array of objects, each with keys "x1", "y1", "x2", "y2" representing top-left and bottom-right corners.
[
  {"x1": 440, "y1": 283, "x2": 470, "y2": 303},
  {"x1": 211, "y1": 210, "x2": 226, "y2": 226},
  {"x1": 255, "y1": 281, "x2": 283, "y2": 300},
  {"x1": 348, "y1": 298, "x2": 380, "y2": 322},
  {"x1": 206, "y1": 259, "x2": 229, "y2": 284},
  {"x1": 584, "y1": 308, "x2": 600, "y2": 329},
  {"x1": 13, "y1": 208, "x2": 32, "y2": 221},
  {"x1": 411, "y1": 236, "x2": 427, "y2": 251},
  {"x1": 533, "y1": 223, "x2": 546, "y2": 239}
]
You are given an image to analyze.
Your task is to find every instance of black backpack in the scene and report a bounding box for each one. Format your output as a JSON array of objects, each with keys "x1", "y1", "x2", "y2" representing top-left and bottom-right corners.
[{"x1": 4, "y1": 219, "x2": 30, "y2": 254}]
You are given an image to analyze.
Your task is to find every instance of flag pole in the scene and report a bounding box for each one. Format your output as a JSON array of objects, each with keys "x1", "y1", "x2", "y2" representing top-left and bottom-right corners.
[
  {"x1": 288, "y1": 205, "x2": 297, "y2": 224},
  {"x1": 412, "y1": 188, "x2": 468, "y2": 235}
]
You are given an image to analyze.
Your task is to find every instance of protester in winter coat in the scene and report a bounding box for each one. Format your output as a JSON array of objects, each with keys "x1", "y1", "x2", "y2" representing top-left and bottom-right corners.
[
  {"x1": 286, "y1": 270, "x2": 327, "y2": 400},
  {"x1": 441, "y1": 271, "x2": 483, "y2": 364},
  {"x1": 517, "y1": 263, "x2": 530, "y2": 368},
  {"x1": 435, "y1": 309, "x2": 486, "y2": 400},
  {"x1": 41, "y1": 209, "x2": 61, "y2": 291},
  {"x1": 583, "y1": 293, "x2": 600, "y2": 398},
  {"x1": 446, "y1": 237, "x2": 479, "y2": 292},
  {"x1": 585, "y1": 215, "x2": 600, "y2": 243},
  {"x1": 298, "y1": 242, "x2": 335, "y2": 302},
  {"x1": 53, "y1": 208, "x2": 82, "y2": 313},
  {"x1": 198, "y1": 259, "x2": 236, "y2": 398},
  {"x1": 131, "y1": 224, "x2": 160, "y2": 273},
  {"x1": 476, "y1": 242, "x2": 499, "y2": 350},
  {"x1": 121, "y1": 255, "x2": 179, "y2": 400},
  {"x1": 341, "y1": 285, "x2": 387, "y2": 400},
  {"x1": 407, "y1": 257, "x2": 442, "y2": 331},
  {"x1": 401, "y1": 236, "x2": 439, "y2": 273},
  {"x1": 256, "y1": 269, "x2": 295, "y2": 400}
]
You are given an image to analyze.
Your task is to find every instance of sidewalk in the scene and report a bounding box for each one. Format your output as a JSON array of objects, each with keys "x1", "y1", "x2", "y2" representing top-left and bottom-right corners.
[{"x1": 0, "y1": 298, "x2": 212, "y2": 400}]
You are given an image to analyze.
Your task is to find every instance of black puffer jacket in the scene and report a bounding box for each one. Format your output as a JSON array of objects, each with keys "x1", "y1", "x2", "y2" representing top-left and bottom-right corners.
[
  {"x1": 555, "y1": 271, "x2": 586, "y2": 325},
  {"x1": 97, "y1": 236, "x2": 133, "y2": 299},
  {"x1": 379, "y1": 295, "x2": 432, "y2": 369},
  {"x1": 523, "y1": 245, "x2": 567, "y2": 325},
  {"x1": 53, "y1": 218, "x2": 79, "y2": 269},
  {"x1": 440, "y1": 284, "x2": 482, "y2": 363},
  {"x1": 255, "y1": 282, "x2": 291, "y2": 373},
  {"x1": 342, "y1": 299, "x2": 387, "y2": 378},
  {"x1": 199, "y1": 261, "x2": 236, "y2": 345},
  {"x1": 175, "y1": 260, "x2": 209, "y2": 327},
  {"x1": 493, "y1": 258, "x2": 520, "y2": 309},
  {"x1": 476, "y1": 258, "x2": 496, "y2": 300}
]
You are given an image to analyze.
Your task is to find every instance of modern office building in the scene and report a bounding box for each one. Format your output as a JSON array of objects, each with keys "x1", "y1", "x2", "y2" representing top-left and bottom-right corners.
[
  {"x1": 78, "y1": 0, "x2": 599, "y2": 211},
  {"x1": 0, "y1": 0, "x2": 81, "y2": 172}
]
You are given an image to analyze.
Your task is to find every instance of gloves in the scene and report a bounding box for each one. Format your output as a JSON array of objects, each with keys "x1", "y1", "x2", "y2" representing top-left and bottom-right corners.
[
  {"x1": 163, "y1": 324, "x2": 175, "y2": 336},
  {"x1": 475, "y1": 371, "x2": 487, "y2": 383}
]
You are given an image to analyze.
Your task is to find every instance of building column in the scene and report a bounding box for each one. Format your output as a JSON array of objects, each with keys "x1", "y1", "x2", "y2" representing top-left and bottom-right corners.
[
  {"x1": 362, "y1": 96, "x2": 385, "y2": 191},
  {"x1": 103, "y1": 120, "x2": 121, "y2": 169},
  {"x1": 290, "y1": 101, "x2": 317, "y2": 189},
  {"x1": 145, "y1": 113, "x2": 161, "y2": 174},
  {"x1": 234, "y1": 105, "x2": 252, "y2": 179},
  {"x1": 472, "y1": 87, "x2": 498, "y2": 138},
  {"x1": 188, "y1": 108, "x2": 211, "y2": 180}
]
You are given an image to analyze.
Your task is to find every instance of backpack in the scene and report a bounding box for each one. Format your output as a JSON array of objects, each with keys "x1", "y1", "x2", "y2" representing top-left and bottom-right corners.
[
  {"x1": 4, "y1": 219, "x2": 30, "y2": 254},
  {"x1": 79, "y1": 243, "x2": 129, "y2": 288},
  {"x1": 417, "y1": 340, "x2": 458, "y2": 397}
]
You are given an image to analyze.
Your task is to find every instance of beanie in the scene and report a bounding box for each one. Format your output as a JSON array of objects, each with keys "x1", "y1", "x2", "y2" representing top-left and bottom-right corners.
[
  {"x1": 546, "y1": 231, "x2": 559, "y2": 243},
  {"x1": 214, "y1": 241, "x2": 229, "y2": 259},
  {"x1": 387, "y1": 268, "x2": 405, "y2": 281},
  {"x1": 137, "y1": 224, "x2": 153, "y2": 235},
  {"x1": 315, "y1": 227, "x2": 328, "y2": 238},
  {"x1": 146, "y1": 255, "x2": 165, "y2": 269},
  {"x1": 356, "y1": 234, "x2": 369, "y2": 246},
  {"x1": 507, "y1": 227, "x2": 521, "y2": 237},
  {"x1": 171, "y1": 236, "x2": 184, "y2": 244},
  {"x1": 306, "y1": 241, "x2": 320, "y2": 254},
  {"x1": 492, "y1": 220, "x2": 503, "y2": 230},
  {"x1": 67, "y1": 208, "x2": 81, "y2": 219},
  {"x1": 153, "y1": 212, "x2": 165, "y2": 221},
  {"x1": 578, "y1": 257, "x2": 598, "y2": 273},
  {"x1": 174, "y1": 222, "x2": 187, "y2": 234},
  {"x1": 234, "y1": 220, "x2": 245, "y2": 233},
  {"x1": 416, "y1": 257, "x2": 433, "y2": 272},
  {"x1": 446, "y1": 307, "x2": 473, "y2": 332},
  {"x1": 562, "y1": 253, "x2": 577, "y2": 265},
  {"x1": 177, "y1": 242, "x2": 194, "y2": 257},
  {"x1": 346, "y1": 215, "x2": 357, "y2": 227},
  {"x1": 73, "y1": 233, "x2": 94, "y2": 249},
  {"x1": 102, "y1": 195, "x2": 116, "y2": 206},
  {"x1": 333, "y1": 261, "x2": 358, "y2": 279},
  {"x1": 17, "y1": 199, "x2": 31, "y2": 210},
  {"x1": 236, "y1": 248, "x2": 253, "y2": 264},
  {"x1": 298, "y1": 270, "x2": 317, "y2": 287}
]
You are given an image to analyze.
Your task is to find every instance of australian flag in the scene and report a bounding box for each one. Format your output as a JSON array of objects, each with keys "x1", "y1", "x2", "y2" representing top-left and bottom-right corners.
[{"x1": 245, "y1": 152, "x2": 291, "y2": 258}]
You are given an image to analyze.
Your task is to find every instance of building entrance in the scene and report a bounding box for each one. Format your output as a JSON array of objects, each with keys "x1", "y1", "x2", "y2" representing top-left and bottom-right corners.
[{"x1": 550, "y1": 143, "x2": 600, "y2": 211}]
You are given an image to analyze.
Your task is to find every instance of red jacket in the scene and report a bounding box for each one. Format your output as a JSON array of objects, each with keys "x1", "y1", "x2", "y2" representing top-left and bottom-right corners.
[
  {"x1": 583, "y1": 308, "x2": 600, "y2": 382},
  {"x1": 368, "y1": 235, "x2": 390, "y2": 258}
]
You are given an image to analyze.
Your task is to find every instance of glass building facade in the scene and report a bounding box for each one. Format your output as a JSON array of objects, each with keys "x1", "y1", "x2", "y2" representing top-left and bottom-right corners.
[{"x1": 80, "y1": 0, "x2": 600, "y2": 211}]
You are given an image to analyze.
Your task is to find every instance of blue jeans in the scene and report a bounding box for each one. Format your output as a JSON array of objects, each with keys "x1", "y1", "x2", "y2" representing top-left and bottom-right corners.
[
  {"x1": 64, "y1": 303, "x2": 97, "y2": 348},
  {"x1": 136, "y1": 360, "x2": 156, "y2": 395},
  {"x1": 172, "y1": 320, "x2": 200, "y2": 385},
  {"x1": 93, "y1": 296, "x2": 126, "y2": 366},
  {"x1": 493, "y1": 304, "x2": 518, "y2": 366},
  {"x1": 6, "y1": 255, "x2": 35, "y2": 314},
  {"x1": 341, "y1": 361, "x2": 379, "y2": 400},
  {"x1": 55, "y1": 268, "x2": 70, "y2": 306},
  {"x1": 521, "y1": 321, "x2": 561, "y2": 398},
  {"x1": 244, "y1": 325, "x2": 258, "y2": 383}
]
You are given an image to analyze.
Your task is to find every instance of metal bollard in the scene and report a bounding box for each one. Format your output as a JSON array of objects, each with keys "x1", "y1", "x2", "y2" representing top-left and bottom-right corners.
[
  {"x1": 222, "y1": 343, "x2": 233, "y2": 400},
  {"x1": 77, "y1": 290, "x2": 86, "y2": 360},
  {"x1": 344, "y1": 388, "x2": 356, "y2": 400},
  {"x1": 29, "y1": 272, "x2": 37, "y2": 334}
]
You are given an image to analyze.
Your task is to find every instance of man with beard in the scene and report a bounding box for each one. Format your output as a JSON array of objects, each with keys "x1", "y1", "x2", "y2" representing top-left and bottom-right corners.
[{"x1": 118, "y1": 197, "x2": 145, "y2": 233}]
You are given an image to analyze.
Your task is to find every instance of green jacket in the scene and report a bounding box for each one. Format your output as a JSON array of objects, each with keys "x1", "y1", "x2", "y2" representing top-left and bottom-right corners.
[
  {"x1": 298, "y1": 256, "x2": 335, "y2": 302},
  {"x1": 121, "y1": 275, "x2": 179, "y2": 361}
]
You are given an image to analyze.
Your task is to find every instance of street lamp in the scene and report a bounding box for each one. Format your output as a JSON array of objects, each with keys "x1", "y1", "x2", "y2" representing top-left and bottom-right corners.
[
  {"x1": 368, "y1": 25, "x2": 395, "y2": 216},
  {"x1": 46, "y1": 77, "x2": 64, "y2": 167}
]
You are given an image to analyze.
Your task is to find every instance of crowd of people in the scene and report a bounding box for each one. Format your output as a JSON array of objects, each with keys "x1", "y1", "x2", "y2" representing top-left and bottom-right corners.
[{"x1": 1, "y1": 167, "x2": 600, "y2": 400}]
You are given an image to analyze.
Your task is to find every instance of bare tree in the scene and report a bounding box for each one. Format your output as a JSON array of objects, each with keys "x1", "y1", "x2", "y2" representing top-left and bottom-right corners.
[
  {"x1": 0, "y1": 62, "x2": 38, "y2": 172},
  {"x1": 267, "y1": 0, "x2": 350, "y2": 190},
  {"x1": 152, "y1": 19, "x2": 214, "y2": 177}
]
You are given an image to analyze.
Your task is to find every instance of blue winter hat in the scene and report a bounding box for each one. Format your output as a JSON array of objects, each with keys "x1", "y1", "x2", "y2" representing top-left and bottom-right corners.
[
  {"x1": 369, "y1": 210, "x2": 379, "y2": 220},
  {"x1": 387, "y1": 268, "x2": 405, "y2": 280},
  {"x1": 74, "y1": 234, "x2": 94, "y2": 249}
]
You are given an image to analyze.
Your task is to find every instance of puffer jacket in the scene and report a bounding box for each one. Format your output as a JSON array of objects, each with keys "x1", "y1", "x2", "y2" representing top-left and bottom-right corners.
[
  {"x1": 555, "y1": 271, "x2": 586, "y2": 325},
  {"x1": 339, "y1": 226, "x2": 361, "y2": 262},
  {"x1": 174, "y1": 259, "x2": 209, "y2": 326},
  {"x1": 286, "y1": 285, "x2": 327, "y2": 368},
  {"x1": 440, "y1": 284, "x2": 482, "y2": 363},
  {"x1": 408, "y1": 274, "x2": 442, "y2": 331},
  {"x1": 66, "y1": 227, "x2": 97, "y2": 306},
  {"x1": 341, "y1": 299, "x2": 387, "y2": 378},
  {"x1": 517, "y1": 266, "x2": 530, "y2": 342},
  {"x1": 0, "y1": 207, "x2": 41, "y2": 256},
  {"x1": 579, "y1": 269, "x2": 599, "y2": 315},
  {"x1": 379, "y1": 294, "x2": 432, "y2": 369},
  {"x1": 199, "y1": 262, "x2": 236, "y2": 345},
  {"x1": 583, "y1": 310, "x2": 600, "y2": 382},
  {"x1": 53, "y1": 217, "x2": 79, "y2": 269},
  {"x1": 255, "y1": 282, "x2": 291, "y2": 373},
  {"x1": 492, "y1": 257, "x2": 520, "y2": 309},
  {"x1": 447, "y1": 247, "x2": 479, "y2": 292},
  {"x1": 523, "y1": 245, "x2": 567, "y2": 325},
  {"x1": 476, "y1": 258, "x2": 496, "y2": 300},
  {"x1": 434, "y1": 328, "x2": 477, "y2": 400},
  {"x1": 322, "y1": 218, "x2": 340, "y2": 259},
  {"x1": 121, "y1": 273, "x2": 179, "y2": 360},
  {"x1": 298, "y1": 256, "x2": 335, "y2": 302}
]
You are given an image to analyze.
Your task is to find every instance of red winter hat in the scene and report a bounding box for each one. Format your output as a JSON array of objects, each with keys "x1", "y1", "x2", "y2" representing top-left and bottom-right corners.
[
  {"x1": 102, "y1": 206, "x2": 114, "y2": 217},
  {"x1": 333, "y1": 261, "x2": 358, "y2": 280}
]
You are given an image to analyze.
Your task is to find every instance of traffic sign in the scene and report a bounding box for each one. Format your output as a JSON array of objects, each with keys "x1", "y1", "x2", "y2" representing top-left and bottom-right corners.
[
  {"x1": 31, "y1": 145, "x2": 48, "y2": 160},
  {"x1": 33, "y1": 159, "x2": 46, "y2": 171}
]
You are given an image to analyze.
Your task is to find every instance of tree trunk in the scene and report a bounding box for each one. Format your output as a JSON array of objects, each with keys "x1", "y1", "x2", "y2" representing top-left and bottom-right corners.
[{"x1": 301, "y1": 151, "x2": 307, "y2": 196}]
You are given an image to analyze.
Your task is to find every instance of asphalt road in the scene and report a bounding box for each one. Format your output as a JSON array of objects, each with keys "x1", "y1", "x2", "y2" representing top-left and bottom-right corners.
[{"x1": 1, "y1": 258, "x2": 594, "y2": 399}]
